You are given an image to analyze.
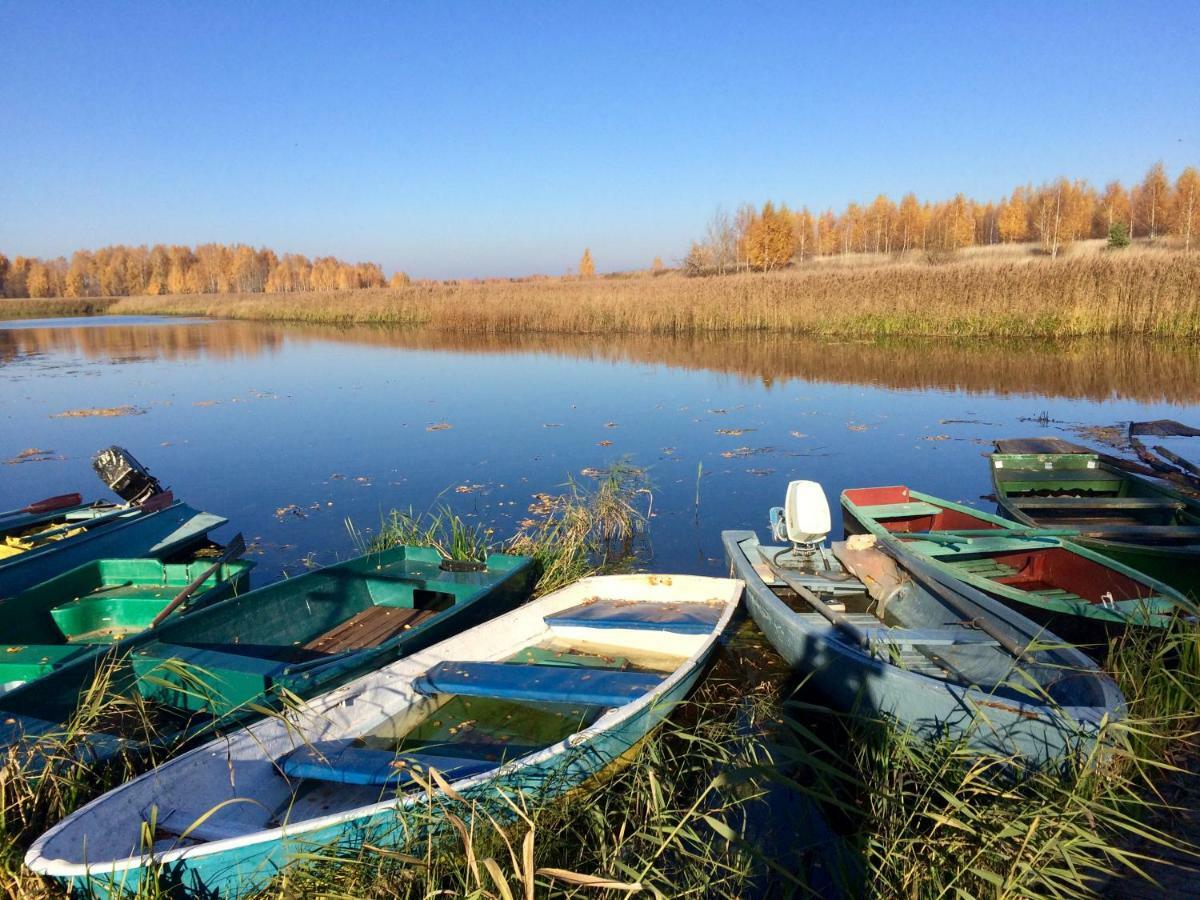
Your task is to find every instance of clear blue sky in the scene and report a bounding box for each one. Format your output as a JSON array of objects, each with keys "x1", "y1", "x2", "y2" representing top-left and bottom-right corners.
[{"x1": 2, "y1": 1, "x2": 1198, "y2": 279}]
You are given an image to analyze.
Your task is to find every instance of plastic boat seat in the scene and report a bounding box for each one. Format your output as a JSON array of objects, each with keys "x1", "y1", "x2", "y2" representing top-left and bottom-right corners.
[
  {"x1": 278, "y1": 740, "x2": 495, "y2": 787},
  {"x1": 544, "y1": 599, "x2": 723, "y2": 634},
  {"x1": 856, "y1": 501, "x2": 943, "y2": 519},
  {"x1": 858, "y1": 627, "x2": 999, "y2": 648},
  {"x1": 414, "y1": 661, "x2": 662, "y2": 707}
]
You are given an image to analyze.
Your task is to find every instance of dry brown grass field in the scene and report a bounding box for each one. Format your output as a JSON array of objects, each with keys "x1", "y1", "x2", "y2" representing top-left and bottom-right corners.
[{"x1": 7, "y1": 246, "x2": 1197, "y2": 338}]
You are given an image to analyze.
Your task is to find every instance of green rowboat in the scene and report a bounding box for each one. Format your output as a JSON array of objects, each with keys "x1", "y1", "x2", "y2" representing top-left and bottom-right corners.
[
  {"x1": 990, "y1": 445, "x2": 1200, "y2": 599},
  {"x1": 841, "y1": 485, "x2": 1193, "y2": 648},
  {"x1": 0, "y1": 545, "x2": 534, "y2": 761},
  {"x1": 0, "y1": 556, "x2": 254, "y2": 692}
]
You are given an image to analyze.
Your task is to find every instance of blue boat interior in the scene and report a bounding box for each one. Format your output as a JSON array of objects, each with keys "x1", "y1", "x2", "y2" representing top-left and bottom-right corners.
[{"x1": 257, "y1": 596, "x2": 706, "y2": 822}]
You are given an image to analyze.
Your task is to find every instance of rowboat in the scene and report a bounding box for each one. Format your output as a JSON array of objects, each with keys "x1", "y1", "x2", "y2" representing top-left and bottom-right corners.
[
  {"x1": 991, "y1": 441, "x2": 1200, "y2": 599},
  {"x1": 26, "y1": 573, "x2": 742, "y2": 896},
  {"x1": 0, "y1": 545, "x2": 534, "y2": 759},
  {"x1": 841, "y1": 485, "x2": 1192, "y2": 646},
  {"x1": 724, "y1": 482, "x2": 1123, "y2": 763},
  {"x1": 0, "y1": 554, "x2": 255, "y2": 693},
  {"x1": 0, "y1": 494, "x2": 227, "y2": 599}
]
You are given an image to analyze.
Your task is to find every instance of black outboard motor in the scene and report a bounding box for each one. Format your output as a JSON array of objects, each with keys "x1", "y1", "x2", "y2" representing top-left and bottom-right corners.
[{"x1": 92, "y1": 446, "x2": 165, "y2": 505}]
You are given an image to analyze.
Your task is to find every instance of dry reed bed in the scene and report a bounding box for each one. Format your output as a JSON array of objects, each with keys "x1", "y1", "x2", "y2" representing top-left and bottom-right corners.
[{"x1": 104, "y1": 252, "x2": 1200, "y2": 338}]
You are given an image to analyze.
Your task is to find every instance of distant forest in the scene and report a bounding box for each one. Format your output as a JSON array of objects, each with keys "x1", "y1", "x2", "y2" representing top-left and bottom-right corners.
[
  {"x1": 3, "y1": 163, "x2": 1198, "y2": 297},
  {"x1": 685, "y1": 162, "x2": 1200, "y2": 273},
  {"x1": 0, "y1": 244, "x2": 401, "y2": 299}
]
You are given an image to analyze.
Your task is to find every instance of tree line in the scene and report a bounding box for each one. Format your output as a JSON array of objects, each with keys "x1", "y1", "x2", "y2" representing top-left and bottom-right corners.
[
  {"x1": 0, "y1": 243, "x2": 403, "y2": 299},
  {"x1": 685, "y1": 162, "x2": 1200, "y2": 273}
]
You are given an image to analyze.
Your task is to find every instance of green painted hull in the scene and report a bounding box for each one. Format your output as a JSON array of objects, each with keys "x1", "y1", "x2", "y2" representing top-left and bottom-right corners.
[
  {"x1": 990, "y1": 451, "x2": 1200, "y2": 600},
  {"x1": 0, "y1": 545, "x2": 534, "y2": 759},
  {"x1": 0, "y1": 557, "x2": 255, "y2": 690},
  {"x1": 841, "y1": 486, "x2": 1191, "y2": 646}
]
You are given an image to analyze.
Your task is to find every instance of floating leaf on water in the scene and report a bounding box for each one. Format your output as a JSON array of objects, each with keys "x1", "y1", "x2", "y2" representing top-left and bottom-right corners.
[
  {"x1": 274, "y1": 505, "x2": 306, "y2": 519},
  {"x1": 4, "y1": 448, "x2": 61, "y2": 465},
  {"x1": 455, "y1": 484, "x2": 485, "y2": 494},
  {"x1": 426, "y1": 422, "x2": 453, "y2": 431},
  {"x1": 789, "y1": 431, "x2": 806, "y2": 439},
  {"x1": 51, "y1": 405, "x2": 146, "y2": 419},
  {"x1": 597, "y1": 439, "x2": 613, "y2": 447},
  {"x1": 542, "y1": 423, "x2": 562, "y2": 428},
  {"x1": 846, "y1": 423, "x2": 870, "y2": 432},
  {"x1": 604, "y1": 422, "x2": 619, "y2": 428},
  {"x1": 715, "y1": 427, "x2": 754, "y2": 437},
  {"x1": 193, "y1": 400, "x2": 220, "y2": 407},
  {"x1": 746, "y1": 468, "x2": 775, "y2": 477},
  {"x1": 580, "y1": 467, "x2": 605, "y2": 478},
  {"x1": 924, "y1": 434, "x2": 952, "y2": 441}
]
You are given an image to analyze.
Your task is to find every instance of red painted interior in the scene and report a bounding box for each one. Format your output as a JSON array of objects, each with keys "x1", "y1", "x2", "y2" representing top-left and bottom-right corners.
[
  {"x1": 843, "y1": 486, "x2": 909, "y2": 506},
  {"x1": 990, "y1": 548, "x2": 1148, "y2": 603}
]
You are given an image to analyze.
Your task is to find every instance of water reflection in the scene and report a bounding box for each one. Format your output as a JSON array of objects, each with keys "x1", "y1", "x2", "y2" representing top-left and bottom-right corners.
[{"x1": 2, "y1": 318, "x2": 1198, "y2": 404}]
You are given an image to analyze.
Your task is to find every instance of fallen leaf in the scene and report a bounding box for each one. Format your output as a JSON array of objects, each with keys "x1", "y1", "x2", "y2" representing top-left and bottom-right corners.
[
  {"x1": 716, "y1": 428, "x2": 754, "y2": 437},
  {"x1": 597, "y1": 439, "x2": 613, "y2": 447},
  {"x1": 426, "y1": 422, "x2": 453, "y2": 431},
  {"x1": 52, "y1": 406, "x2": 145, "y2": 419}
]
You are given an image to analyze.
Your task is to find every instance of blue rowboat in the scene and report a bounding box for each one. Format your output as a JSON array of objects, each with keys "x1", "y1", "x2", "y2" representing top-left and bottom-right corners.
[
  {"x1": 26, "y1": 573, "x2": 742, "y2": 896},
  {"x1": 0, "y1": 545, "x2": 534, "y2": 760},
  {"x1": 723, "y1": 481, "x2": 1124, "y2": 764},
  {"x1": 0, "y1": 494, "x2": 226, "y2": 598}
]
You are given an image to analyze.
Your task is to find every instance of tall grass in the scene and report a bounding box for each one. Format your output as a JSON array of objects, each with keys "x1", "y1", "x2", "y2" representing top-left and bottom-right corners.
[
  {"x1": 0, "y1": 297, "x2": 120, "y2": 320},
  {"x1": 107, "y1": 250, "x2": 1200, "y2": 338}
]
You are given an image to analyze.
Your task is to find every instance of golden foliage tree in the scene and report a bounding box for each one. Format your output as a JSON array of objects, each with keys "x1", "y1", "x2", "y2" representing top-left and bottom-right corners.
[
  {"x1": 578, "y1": 248, "x2": 595, "y2": 278},
  {"x1": 1139, "y1": 162, "x2": 1172, "y2": 239},
  {"x1": 1173, "y1": 167, "x2": 1200, "y2": 251}
]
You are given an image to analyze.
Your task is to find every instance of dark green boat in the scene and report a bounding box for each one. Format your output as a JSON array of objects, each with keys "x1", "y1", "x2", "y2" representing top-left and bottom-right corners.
[
  {"x1": 0, "y1": 556, "x2": 255, "y2": 692},
  {"x1": 0, "y1": 545, "x2": 534, "y2": 761},
  {"x1": 991, "y1": 440, "x2": 1200, "y2": 600}
]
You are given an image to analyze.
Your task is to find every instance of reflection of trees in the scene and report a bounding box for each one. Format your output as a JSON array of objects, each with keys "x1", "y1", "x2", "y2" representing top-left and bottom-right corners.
[{"x1": 2, "y1": 323, "x2": 1197, "y2": 405}]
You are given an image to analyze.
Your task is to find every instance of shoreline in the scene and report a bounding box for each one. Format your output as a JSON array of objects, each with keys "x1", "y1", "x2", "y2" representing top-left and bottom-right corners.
[{"x1": 2, "y1": 250, "x2": 1198, "y2": 338}]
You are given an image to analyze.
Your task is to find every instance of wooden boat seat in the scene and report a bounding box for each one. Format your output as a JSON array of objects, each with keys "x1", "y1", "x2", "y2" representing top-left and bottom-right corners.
[
  {"x1": 277, "y1": 740, "x2": 494, "y2": 787},
  {"x1": 414, "y1": 661, "x2": 662, "y2": 708},
  {"x1": 858, "y1": 627, "x2": 999, "y2": 648},
  {"x1": 301, "y1": 606, "x2": 438, "y2": 654},
  {"x1": 945, "y1": 558, "x2": 1019, "y2": 578},
  {"x1": 855, "y1": 501, "x2": 942, "y2": 519},
  {"x1": 994, "y1": 468, "x2": 1115, "y2": 484},
  {"x1": 1012, "y1": 497, "x2": 1185, "y2": 511},
  {"x1": 545, "y1": 598, "x2": 723, "y2": 634}
]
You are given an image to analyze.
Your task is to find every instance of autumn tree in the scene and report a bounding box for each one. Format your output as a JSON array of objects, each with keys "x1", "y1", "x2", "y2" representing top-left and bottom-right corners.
[
  {"x1": 897, "y1": 193, "x2": 924, "y2": 252},
  {"x1": 0, "y1": 253, "x2": 10, "y2": 295},
  {"x1": 1173, "y1": 167, "x2": 1200, "y2": 251},
  {"x1": 743, "y1": 202, "x2": 796, "y2": 270},
  {"x1": 1096, "y1": 182, "x2": 1130, "y2": 236},
  {"x1": 791, "y1": 208, "x2": 814, "y2": 262},
  {"x1": 1139, "y1": 162, "x2": 1172, "y2": 239},
  {"x1": 578, "y1": 248, "x2": 595, "y2": 278},
  {"x1": 389, "y1": 271, "x2": 411, "y2": 288}
]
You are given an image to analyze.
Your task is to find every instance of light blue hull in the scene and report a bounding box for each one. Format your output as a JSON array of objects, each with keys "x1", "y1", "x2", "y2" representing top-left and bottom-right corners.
[
  {"x1": 62, "y1": 659, "x2": 705, "y2": 897},
  {"x1": 723, "y1": 530, "x2": 1123, "y2": 764}
]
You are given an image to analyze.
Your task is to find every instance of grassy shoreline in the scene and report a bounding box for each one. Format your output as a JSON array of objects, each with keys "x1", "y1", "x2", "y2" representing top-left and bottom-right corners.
[{"x1": 3, "y1": 250, "x2": 1198, "y2": 338}]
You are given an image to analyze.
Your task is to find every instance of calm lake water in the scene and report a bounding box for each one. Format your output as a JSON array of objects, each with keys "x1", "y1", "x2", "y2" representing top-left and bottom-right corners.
[{"x1": 2, "y1": 316, "x2": 1198, "y2": 584}]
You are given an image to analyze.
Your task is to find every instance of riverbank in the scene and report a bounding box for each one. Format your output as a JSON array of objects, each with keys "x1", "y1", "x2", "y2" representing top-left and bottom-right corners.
[{"x1": 3, "y1": 249, "x2": 1187, "y2": 339}]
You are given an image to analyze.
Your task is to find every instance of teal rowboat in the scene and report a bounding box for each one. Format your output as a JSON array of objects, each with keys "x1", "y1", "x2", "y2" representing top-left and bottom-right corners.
[
  {"x1": 0, "y1": 495, "x2": 226, "y2": 598},
  {"x1": 841, "y1": 485, "x2": 1193, "y2": 648},
  {"x1": 26, "y1": 574, "x2": 742, "y2": 897},
  {"x1": 0, "y1": 556, "x2": 254, "y2": 693},
  {"x1": 990, "y1": 447, "x2": 1200, "y2": 600},
  {"x1": 0, "y1": 545, "x2": 533, "y2": 760}
]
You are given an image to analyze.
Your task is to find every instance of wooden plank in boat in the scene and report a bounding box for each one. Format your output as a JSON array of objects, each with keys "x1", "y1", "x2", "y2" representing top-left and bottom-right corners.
[
  {"x1": 302, "y1": 606, "x2": 436, "y2": 654},
  {"x1": 1013, "y1": 497, "x2": 1185, "y2": 511}
]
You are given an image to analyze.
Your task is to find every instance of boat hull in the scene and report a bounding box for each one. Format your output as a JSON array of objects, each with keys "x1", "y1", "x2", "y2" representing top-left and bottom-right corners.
[
  {"x1": 31, "y1": 575, "x2": 740, "y2": 897},
  {"x1": 724, "y1": 530, "x2": 1123, "y2": 763},
  {"x1": 0, "y1": 503, "x2": 224, "y2": 599}
]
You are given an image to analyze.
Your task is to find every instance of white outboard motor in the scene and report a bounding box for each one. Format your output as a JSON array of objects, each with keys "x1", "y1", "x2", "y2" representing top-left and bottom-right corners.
[
  {"x1": 769, "y1": 479, "x2": 834, "y2": 570},
  {"x1": 783, "y1": 480, "x2": 831, "y2": 549}
]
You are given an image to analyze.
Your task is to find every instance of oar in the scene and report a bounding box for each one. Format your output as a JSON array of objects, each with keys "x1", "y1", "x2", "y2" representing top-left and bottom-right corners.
[
  {"x1": 0, "y1": 493, "x2": 83, "y2": 520},
  {"x1": 876, "y1": 546, "x2": 1032, "y2": 661},
  {"x1": 897, "y1": 528, "x2": 1074, "y2": 545},
  {"x1": 149, "y1": 534, "x2": 246, "y2": 628},
  {"x1": 766, "y1": 561, "x2": 871, "y2": 650}
]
